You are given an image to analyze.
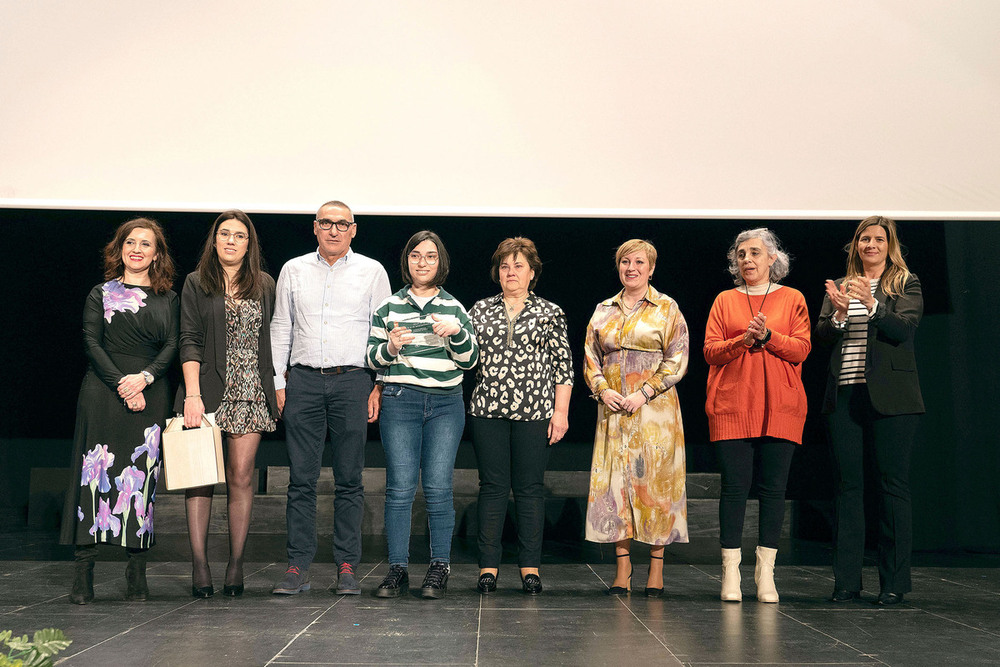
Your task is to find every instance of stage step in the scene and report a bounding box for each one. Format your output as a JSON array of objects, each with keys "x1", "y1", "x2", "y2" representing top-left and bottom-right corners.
[{"x1": 30, "y1": 467, "x2": 789, "y2": 540}]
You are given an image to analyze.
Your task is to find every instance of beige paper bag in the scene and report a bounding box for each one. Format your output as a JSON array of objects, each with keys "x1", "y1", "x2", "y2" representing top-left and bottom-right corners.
[{"x1": 162, "y1": 413, "x2": 226, "y2": 490}]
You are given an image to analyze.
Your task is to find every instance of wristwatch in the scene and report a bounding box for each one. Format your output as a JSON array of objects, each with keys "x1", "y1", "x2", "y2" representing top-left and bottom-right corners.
[
  {"x1": 754, "y1": 329, "x2": 772, "y2": 348},
  {"x1": 141, "y1": 371, "x2": 154, "y2": 385}
]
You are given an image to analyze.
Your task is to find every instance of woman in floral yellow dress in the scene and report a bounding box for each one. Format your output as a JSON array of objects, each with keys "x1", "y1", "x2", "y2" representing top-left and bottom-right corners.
[{"x1": 584, "y1": 239, "x2": 689, "y2": 597}]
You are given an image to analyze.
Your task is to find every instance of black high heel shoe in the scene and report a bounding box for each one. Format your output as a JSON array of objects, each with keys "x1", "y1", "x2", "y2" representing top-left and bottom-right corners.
[
  {"x1": 223, "y1": 561, "x2": 244, "y2": 597},
  {"x1": 477, "y1": 571, "x2": 498, "y2": 594},
  {"x1": 607, "y1": 553, "x2": 632, "y2": 595},
  {"x1": 191, "y1": 563, "x2": 214, "y2": 598},
  {"x1": 645, "y1": 554, "x2": 664, "y2": 597}
]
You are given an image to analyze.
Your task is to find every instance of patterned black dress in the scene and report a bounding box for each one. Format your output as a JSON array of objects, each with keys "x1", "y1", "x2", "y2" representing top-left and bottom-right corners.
[
  {"x1": 60, "y1": 280, "x2": 178, "y2": 548},
  {"x1": 215, "y1": 297, "x2": 275, "y2": 434}
]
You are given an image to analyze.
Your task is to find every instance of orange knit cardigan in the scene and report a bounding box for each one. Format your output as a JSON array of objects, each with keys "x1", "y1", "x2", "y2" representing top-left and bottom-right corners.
[{"x1": 703, "y1": 286, "x2": 811, "y2": 444}]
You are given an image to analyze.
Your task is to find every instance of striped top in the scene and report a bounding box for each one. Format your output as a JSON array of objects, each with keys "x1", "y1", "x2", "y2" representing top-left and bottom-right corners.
[
  {"x1": 367, "y1": 286, "x2": 478, "y2": 394},
  {"x1": 837, "y1": 278, "x2": 879, "y2": 386}
]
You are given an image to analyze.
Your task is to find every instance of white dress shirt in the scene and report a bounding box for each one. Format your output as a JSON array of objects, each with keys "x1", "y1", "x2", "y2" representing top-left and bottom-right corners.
[{"x1": 271, "y1": 248, "x2": 391, "y2": 390}]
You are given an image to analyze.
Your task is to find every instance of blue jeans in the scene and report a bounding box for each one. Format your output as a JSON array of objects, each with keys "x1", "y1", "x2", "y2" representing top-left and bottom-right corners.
[{"x1": 379, "y1": 385, "x2": 465, "y2": 566}]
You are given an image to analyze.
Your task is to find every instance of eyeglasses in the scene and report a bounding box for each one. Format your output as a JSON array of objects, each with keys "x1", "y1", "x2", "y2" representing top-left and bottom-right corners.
[
  {"x1": 217, "y1": 230, "x2": 248, "y2": 243},
  {"x1": 315, "y1": 218, "x2": 355, "y2": 232},
  {"x1": 408, "y1": 252, "x2": 439, "y2": 265}
]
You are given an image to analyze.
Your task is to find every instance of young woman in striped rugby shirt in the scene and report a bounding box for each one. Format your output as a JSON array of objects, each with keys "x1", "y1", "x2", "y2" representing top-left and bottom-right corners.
[{"x1": 366, "y1": 230, "x2": 479, "y2": 599}]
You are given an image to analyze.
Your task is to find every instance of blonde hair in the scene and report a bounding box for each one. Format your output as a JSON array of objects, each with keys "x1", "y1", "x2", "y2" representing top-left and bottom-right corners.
[
  {"x1": 615, "y1": 239, "x2": 657, "y2": 270},
  {"x1": 844, "y1": 215, "x2": 910, "y2": 297}
]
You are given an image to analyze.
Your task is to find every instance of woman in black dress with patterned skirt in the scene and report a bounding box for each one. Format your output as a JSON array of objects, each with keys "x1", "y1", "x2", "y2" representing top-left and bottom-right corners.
[
  {"x1": 468, "y1": 237, "x2": 574, "y2": 595},
  {"x1": 174, "y1": 210, "x2": 277, "y2": 597},
  {"x1": 61, "y1": 218, "x2": 178, "y2": 604}
]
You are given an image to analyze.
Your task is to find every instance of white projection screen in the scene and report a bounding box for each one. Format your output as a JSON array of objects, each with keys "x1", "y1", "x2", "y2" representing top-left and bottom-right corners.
[{"x1": 1, "y1": 1, "x2": 998, "y2": 219}]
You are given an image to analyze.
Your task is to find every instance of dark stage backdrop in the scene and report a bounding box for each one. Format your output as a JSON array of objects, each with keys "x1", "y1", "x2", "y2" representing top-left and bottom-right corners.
[{"x1": 0, "y1": 209, "x2": 996, "y2": 553}]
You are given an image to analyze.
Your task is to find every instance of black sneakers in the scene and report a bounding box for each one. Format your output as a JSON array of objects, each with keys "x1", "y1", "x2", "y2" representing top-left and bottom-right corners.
[
  {"x1": 420, "y1": 562, "x2": 450, "y2": 599},
  {"x1": 375, "y1": 565, "x2": 409, "y2": 598}
]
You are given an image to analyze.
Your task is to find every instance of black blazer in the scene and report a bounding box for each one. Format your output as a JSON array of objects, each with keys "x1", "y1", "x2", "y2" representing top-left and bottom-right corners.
[
  {"x1": 815, "y1": 273, "x2": 924, "y2": 416},
  {"x1": 172, "y1": 271, "x2": 278, "y2": 418}
]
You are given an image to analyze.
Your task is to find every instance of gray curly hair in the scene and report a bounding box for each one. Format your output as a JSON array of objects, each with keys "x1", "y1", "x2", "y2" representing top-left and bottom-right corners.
[{"x1": 726, "y1": 227, "x2": 791, "y2": 285}]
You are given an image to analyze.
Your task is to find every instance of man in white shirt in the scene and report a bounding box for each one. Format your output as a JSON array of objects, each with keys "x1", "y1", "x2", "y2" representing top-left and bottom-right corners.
[{"x1": 270, "y1": 200, "x2": 391, "y2": 595}]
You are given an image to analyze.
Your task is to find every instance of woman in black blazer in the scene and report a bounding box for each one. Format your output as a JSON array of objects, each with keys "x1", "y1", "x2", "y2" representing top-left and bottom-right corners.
[
  {"x1": 815, "y1": 215, "x2": 924, "y2": 606},
  {"x1": 174, "y1": 210, "x2": 278, "y2": 597}
]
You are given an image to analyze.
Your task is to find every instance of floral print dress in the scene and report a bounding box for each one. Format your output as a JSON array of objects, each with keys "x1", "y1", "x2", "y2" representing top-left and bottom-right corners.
[
  {"x1": 583, "y1": 286, "x2": 690, "y2": 545},
  {"x1": 60, "y1": 280, "x2": 178, "y2": 549}
]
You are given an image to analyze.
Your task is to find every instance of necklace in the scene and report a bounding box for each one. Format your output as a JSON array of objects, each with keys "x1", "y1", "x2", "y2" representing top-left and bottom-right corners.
[
  {"x1": 502, "y1": 296, "x2": 527, "y2": 347},
  {"x1": 621, "y1": 291, "x2": 644, "y2": 311},
  {"x1": 744, "y1": 281, "x2": 773, "y2": 317},
  {"x1": 503, "y1": 295, "x2": 525, "y2": 315}
]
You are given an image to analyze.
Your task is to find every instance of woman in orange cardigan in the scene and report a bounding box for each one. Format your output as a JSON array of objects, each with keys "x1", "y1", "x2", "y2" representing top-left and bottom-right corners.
[{"x1": 704, "y1": 228, "x2": 811, "y2": 603}]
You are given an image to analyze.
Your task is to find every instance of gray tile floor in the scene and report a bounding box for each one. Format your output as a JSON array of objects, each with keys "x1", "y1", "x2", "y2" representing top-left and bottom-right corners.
[{"x1": 2, "y1": 557, "x2": 999, "y2": 666}]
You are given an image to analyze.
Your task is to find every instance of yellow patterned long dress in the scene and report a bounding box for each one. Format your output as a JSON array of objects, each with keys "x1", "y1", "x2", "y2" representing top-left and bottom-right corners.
[{"x1": 583, "y1": 286, "x2": 689, "y2": 545}]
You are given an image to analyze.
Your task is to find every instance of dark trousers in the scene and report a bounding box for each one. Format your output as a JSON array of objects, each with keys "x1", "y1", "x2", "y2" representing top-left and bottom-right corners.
[
  {"x1": 471, "y1": 416, "x2": 550, "y2": 568},
  {"x1": 829, "y1": 384, "x2": 918, "y2": 595},
  {"x1": 283, "y1": 366, "x2": 371, "y2": 569},
  {"x1": 716, "y1": 438, "x2": 796, "y2": 549}
]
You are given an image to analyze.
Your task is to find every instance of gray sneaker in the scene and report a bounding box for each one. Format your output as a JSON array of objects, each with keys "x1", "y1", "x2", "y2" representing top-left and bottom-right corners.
[
  {"x1": 272, "y1": 566, "x2": 310, "y2": 594},
  {"x1": 334, "y1": 563, "x2": 361, "y2": 595}
]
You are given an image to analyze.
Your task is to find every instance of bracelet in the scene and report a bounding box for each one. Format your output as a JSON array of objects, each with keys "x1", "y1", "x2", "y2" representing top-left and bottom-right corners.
[
  {"x1": 639, "y1": 385, "x2": 653, "y2": 402},
  {"x1": 185, "y1": 394, "x2": 202, "y2": 400}
]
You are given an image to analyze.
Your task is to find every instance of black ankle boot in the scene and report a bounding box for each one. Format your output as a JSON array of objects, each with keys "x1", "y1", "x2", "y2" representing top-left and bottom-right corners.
[
  {"x1": 125, "y1": 549, "x2": 149, "y2": 601},
  {"x1": 69, "y1": 545, "x2": 97, "y2": 605}
]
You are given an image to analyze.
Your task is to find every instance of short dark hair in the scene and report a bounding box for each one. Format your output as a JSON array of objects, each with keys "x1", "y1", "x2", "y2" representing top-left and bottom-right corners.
[
  {"x1": 103, "y1": 217, "x2": 175, "y2": 294},
  {"x1": 490, "y1": 237, "x2": 542, "y2": 290},
  {"x1": 400, "y1": 230, "x2": 450, "y2": 286}
]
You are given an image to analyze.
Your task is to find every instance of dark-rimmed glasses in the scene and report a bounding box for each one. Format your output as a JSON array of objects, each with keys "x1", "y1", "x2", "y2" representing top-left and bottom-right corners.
[{"x1": 315, "y1": 218, "x2": 355, "y2": 232}]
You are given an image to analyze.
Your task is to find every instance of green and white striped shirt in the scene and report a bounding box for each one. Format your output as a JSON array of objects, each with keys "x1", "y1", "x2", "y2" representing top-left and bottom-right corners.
[{"x1": 367, "y1": 286, "x2": 478, "y2": 393}]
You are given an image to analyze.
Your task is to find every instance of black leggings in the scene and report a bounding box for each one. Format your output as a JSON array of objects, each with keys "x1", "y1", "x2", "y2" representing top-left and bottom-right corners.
[{"x1": 716, "y1": 438, "x2": 796, "y2": 549}]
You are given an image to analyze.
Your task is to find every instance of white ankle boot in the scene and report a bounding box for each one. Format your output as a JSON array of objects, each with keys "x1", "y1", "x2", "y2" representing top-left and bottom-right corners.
[
  {"x1": 754, "y1": 546, "x2": 779, "y2": 603},
  {"x1": 721, "y1": 548, "x2": 742, "y2": 602}
]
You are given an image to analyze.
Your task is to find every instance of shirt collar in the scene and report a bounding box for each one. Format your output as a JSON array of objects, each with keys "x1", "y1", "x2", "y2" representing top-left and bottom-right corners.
[
  {"x1": 490, "y1": 291, "x2": 536, "y2": 308},
  {"x1": 607, "y1": 285, "x2": 657, "y2": 309},
  {"x1": 314, "y1": 247, "x2": 354, "y2": 267}
]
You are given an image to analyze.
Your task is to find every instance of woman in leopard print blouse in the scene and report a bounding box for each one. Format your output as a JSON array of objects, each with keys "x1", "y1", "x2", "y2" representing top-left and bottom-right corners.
[{"x1": 468, "y1": 237, "x2": 574, "y2": 595}]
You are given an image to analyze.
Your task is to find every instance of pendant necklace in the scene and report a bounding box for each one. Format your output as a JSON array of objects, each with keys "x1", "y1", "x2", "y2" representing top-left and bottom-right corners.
[{"x1": 745, "y1": 281, "x2": 773, "y2": 317}]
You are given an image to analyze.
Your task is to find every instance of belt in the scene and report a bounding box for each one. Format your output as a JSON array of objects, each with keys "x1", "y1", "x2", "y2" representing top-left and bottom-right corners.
[{"x1": 293, "y1": 364, "x2": 366, "y2": 375}]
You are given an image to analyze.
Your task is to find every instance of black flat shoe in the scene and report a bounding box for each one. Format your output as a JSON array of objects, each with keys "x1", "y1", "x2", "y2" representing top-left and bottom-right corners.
[
  {"x1": 477, "y1": 572, "x2": 498, "y2": 594},
  {"x1": 607, "y1": 553, "x2": 632, "y2": 595},
  {"x1": 877, "y1": 592, "x2": 904, "y2": 606},
  {"x1": 222, "y1": 583, "x2": 244, "y2": 597},
  {"x1": 831, "y1": 589, "x2": 860, "y2": 603},
  {"x1": 521, "y1": 573, "x2": 542, "y2": 595},
  {"x1": 192, "y1": 585, "x2": 214, "y2": 598},
  {"x1": 645, "y1": 553, "x2": 664, "y2": 597}
]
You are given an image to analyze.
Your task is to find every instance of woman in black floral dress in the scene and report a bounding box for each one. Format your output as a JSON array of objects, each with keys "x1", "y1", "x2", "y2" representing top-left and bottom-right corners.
[
  {"x1": 61, "y1": 218, "x2": 178, "y2": 604},
  {"x1": 174, "y1": 210, "x2": 277, "y2": 597},
  {"x1": 468, "y1": 237, "x2": 574, "y2": 595}
]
